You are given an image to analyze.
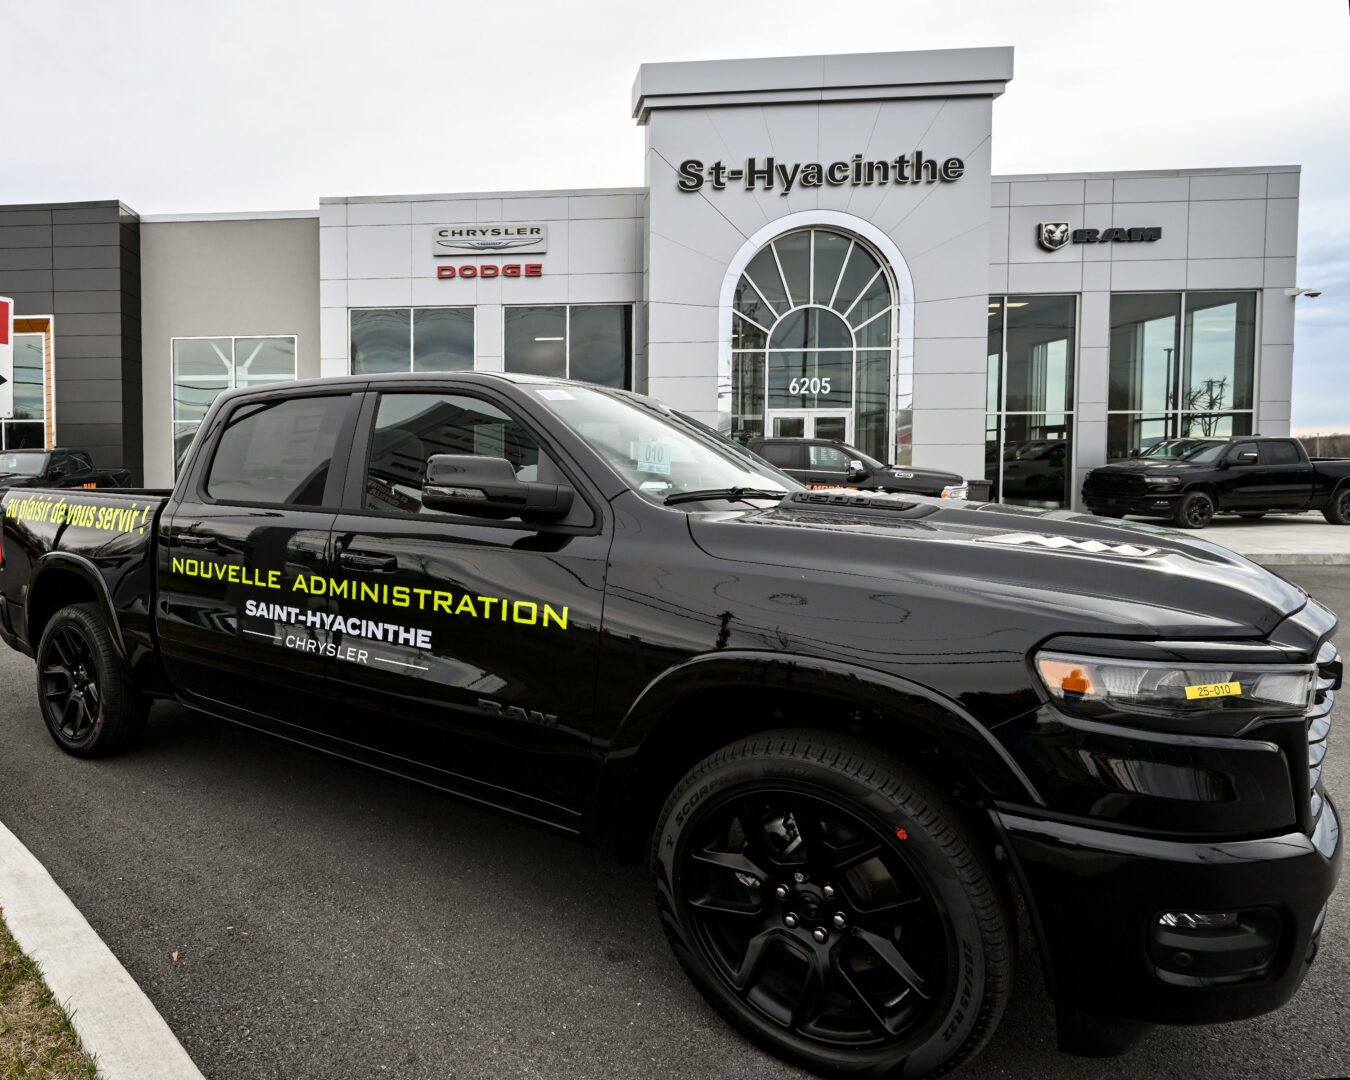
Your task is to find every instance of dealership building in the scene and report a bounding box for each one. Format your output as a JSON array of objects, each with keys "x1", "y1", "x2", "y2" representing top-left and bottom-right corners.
[{"x1": 0, "y1": 47, "x2": 1307, "y2": 508}]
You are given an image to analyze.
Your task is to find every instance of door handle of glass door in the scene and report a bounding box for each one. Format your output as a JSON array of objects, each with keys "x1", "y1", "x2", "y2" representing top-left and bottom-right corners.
[{"x1": 338, "y1": 551, "x2": 398, "y2": 572}]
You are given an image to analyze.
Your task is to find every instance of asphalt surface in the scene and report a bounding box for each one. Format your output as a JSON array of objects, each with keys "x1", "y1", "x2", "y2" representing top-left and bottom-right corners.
[{"x1": 0, "y1": 567, "x2": 1346, "y2": 1080}]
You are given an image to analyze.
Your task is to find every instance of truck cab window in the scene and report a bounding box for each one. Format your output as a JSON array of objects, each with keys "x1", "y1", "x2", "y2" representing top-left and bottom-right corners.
[
  {"x1": 204, "y1": 394, "x2": 349, "y2": 506},
  {"x1": 364, "y1": 392, "x2": 549, "y2": 517}
]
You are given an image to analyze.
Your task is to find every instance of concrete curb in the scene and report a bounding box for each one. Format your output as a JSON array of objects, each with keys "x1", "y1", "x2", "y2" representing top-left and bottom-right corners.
[{"x1": 0, "y1": 820, "x2": 206, "y2": 1080}]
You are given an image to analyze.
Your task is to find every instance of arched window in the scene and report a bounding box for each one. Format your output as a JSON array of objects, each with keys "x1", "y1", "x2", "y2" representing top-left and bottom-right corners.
[{"x1": 730, "y1": 228, "x2": 896, "y2": 461}]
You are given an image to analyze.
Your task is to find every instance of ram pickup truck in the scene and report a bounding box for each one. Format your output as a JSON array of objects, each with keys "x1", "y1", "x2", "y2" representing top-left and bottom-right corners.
[
  {"x1": 0, "y1": 448, "x2": 133, "y2": 492},
  {"x1": 1083, "y1": 436, "x2": 1350, "y2": 528},
  {"x1": 745, "y1": 436, "x2": 967, "y2": 498},
  {"x1": 0, "y1": 373, "x2": 1341, "y2": 1079}
]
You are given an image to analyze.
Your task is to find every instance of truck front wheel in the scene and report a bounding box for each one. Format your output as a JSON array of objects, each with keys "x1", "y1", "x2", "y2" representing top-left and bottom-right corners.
[
  {"x1": 1173, "y1": 490, "x2": 1216, "y2": 529},
  {"x1": 36, "y1": 603, "x2": 148, "y2": 758},
  {"x1": 651, "y1": 731, "x2": 1012, "y2": 1079},
  {"x1": 1323, "y1": 486, "x2": 1350, "y2": 525}
]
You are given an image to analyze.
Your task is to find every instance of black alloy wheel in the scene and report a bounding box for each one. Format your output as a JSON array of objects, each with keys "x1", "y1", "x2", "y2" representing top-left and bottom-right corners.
[
  {"x1": 653, "y1": 732, "x2": 1011, "y2": 1078},
  {"x1": 1175, "y1": 490, "x2": 1216, "y2": 530},
  {"x1": 36, "y1": 603, "x2": 148, "y2": 757},
  {"x1": 41, "y1": 624, "x2": 103, "y2": 742},
  {"x1": 1324, "y1": 486, "x2": 1350, "y2": 525}
]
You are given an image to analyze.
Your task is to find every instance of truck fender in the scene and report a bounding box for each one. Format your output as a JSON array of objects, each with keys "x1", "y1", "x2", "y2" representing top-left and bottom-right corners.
[
  {"x1": 584, "y1": 650, "x2": 1043, "y2": 843},
  {"x1": 27, "y1": 552, "x2": 130, "y2": 660}
]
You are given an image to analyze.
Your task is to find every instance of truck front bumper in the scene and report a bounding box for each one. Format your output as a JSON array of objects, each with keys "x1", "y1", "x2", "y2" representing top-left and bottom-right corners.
[
  {"x1": 996, "y1": 797, "x2": 1341, "y2": 1026},
  {"x1": 1081, "y1": 492, "x2": 1181, "y2": 517}
]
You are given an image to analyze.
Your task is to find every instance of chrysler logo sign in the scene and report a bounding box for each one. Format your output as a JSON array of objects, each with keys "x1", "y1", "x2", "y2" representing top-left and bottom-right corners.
[
  {"x1": 1037, "y1": 222, "x2": 1162, "y2": 252},
  {"x1": 433, "y1": 223, "x2": 547, "y2": 256}
]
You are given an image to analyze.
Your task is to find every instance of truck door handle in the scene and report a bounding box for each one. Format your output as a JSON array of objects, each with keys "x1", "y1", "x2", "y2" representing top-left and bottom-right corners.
[
  {"x1": 339, "y1": 550, "x2": 398, "y2": 573},
  {"x1": 177, "y1": 532, "x2": 216, "y2": 548}
]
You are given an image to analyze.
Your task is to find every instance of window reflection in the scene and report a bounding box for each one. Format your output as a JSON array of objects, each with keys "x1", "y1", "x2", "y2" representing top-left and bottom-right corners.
[
  {"x1": 986, "y1": 296, "x2": 1076, "y2": 508},
  {"x1": 1106, "y1": 292, "x2": 1256, "y2": 459},
  {"x1": 502, "y1": 304, "x2": 633, "y2": 388}
]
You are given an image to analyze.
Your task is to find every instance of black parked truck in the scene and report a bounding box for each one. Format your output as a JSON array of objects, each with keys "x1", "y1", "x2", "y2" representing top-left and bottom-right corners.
[
  {"x1": 0, "y1": 447, "x2": 133, "y2": 492},
  {"x1": 1082, "y1": 435, "x2": 1350, "y2": 528},
  {"x1": 0, "y1": 373, "x2": 1341, "y2": 1078}
]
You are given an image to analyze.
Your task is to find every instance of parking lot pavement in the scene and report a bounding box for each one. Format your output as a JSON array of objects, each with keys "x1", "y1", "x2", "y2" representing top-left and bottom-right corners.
[
  {"x1": 0, "y1": 567, "x2": 1345, "y2": 1080},
  {"x1": 1110, "y1": 511, "x2": 1350, "y2": 565}
]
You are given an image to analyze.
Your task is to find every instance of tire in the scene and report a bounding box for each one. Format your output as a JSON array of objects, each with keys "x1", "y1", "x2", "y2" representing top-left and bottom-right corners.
[
  {"x1": 1237, "y1": 512, "x2": 1266, "y2": 520},
  {"x1": 652, "y1": 731, "x2": 1012, "y2": 1079},
  {"x1": 35, "y1": 603, "x2": 148, "y2": 758},
  {"x1": 1173, "y1": 490, "x2": 1215, "y2": 530},
  {"x1": 1323, "y1": 486, "x2": 1350, "y2": 525}
]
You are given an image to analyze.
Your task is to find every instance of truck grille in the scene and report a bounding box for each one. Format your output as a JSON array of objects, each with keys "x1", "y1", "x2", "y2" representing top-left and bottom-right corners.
[
  {"x1": 1309, "y1": 641, "x2": 1340, "y2": 856},
  {"x1": 1084, "y1": 472, "x2": 1147, "y2": 497}
]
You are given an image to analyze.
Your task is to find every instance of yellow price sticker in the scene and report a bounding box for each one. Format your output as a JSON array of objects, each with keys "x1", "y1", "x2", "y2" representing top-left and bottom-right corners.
[{"x1": 1185, "y1": 681, "x2": 1242, "y2": 700}]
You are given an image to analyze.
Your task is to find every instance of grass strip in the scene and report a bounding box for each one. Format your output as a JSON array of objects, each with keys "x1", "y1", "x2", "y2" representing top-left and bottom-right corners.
[{"x1": 0, "y1": 908, "x2": 99, "y2": 1079}]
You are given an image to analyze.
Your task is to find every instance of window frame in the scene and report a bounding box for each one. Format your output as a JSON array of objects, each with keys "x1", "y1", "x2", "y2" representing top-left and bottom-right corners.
[
  {"x1": 171, "y1": 334, "x2": 299, "y2": 478},
  {"x1": 337, "y1": 384, "x2": 605, "y2": 535},
  {"x1": 985, "y1": 294, "x2": 1080, "y2": 509},
  {"x1": 184, "y1": 387, "x2": 359, "y2": 512},
  {"x1": 348, "y1": 306, "x2": 477, "y2": 375},
  {"x1": 1104, "y1": 290, "x2": 1259, "y2": 460},
  {"x1": 501, "y1": 302, "x2": 634, "y2": 389}
]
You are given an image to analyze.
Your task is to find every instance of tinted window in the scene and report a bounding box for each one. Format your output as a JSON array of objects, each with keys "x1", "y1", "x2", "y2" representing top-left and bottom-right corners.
[
  {"x1": 364, "y1": 392, "x2": 543, "y2": 517},
  {"x1": 809, "y1": 444, "x2": 851, "y2": 469},
  {"x1": 756, "y1": 442, "x2": 803, "y2": 469},
  {"x1": 1262, "y1": 441, "x2": 1301, "y2": 466},
  {"x1": 1229, "y1": 441, "x2": 1259, "y2": 463},
  {"x1": 206, "y1": 395, "x2": 349, "y2": 506},
  {"x1": 71, "y1": 452, "x2": 94, "y2": 472}
]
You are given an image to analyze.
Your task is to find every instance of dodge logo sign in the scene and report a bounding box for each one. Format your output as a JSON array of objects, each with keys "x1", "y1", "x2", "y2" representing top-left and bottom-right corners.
[{"x1": 1037, "y1": 223, "x2": 1070, "y2": 251}]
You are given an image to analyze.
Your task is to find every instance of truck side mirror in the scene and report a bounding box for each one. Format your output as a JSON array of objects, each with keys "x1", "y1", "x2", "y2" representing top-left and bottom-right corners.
[
  {"x1": 422, "y1": 454, "x2": 574, "y2": 523},
  {"x1": 48, "y1": 465, "x2": 65, "y2": 480},
  {"x1": 1129, "y1": 448, "x2": 1140, "y2": 458},
  {"x1": 846, "y1": 460, "x2": 868, "y2": 483}
]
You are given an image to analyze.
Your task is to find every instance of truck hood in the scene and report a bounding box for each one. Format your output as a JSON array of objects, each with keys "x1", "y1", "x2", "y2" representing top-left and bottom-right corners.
[{"x1": 687, "y1": 495, "x2": 1307, "y2": 640}]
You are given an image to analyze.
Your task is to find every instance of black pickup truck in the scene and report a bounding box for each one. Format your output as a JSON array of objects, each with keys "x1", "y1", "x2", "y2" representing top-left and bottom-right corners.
[
  {"x1": 1083, "y1": 436, "x2": 1350, "y2": 528},
  {"x1": 0, "y1": 447, "x2": 133, "y2": 492},
  {"x1": 0, "y1": 374, "x2": 1341, "y2": 1079}
]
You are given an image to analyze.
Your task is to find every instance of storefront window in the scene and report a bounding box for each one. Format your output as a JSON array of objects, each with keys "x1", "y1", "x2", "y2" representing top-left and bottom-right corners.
[
  {"x1": 502, "y1": 304, "x2": 632, "y2": 388},
  {"x1": 985, "y1": 296, "x2": 1076, "y2": 508},
  {"x1": 1106, "y1": 292, "x2": 1255, "y2": 459},
  {"x1": 172, "y1": 335, "x2": 296, "y2": 473},
  {"x1": 4, "y1": 333, "x2": 46, "y2": 449},
  {"x1": 730, "y1": 228, "x2": 896, "y2": 461},
  {"x1": 351, "y1": 308, "x2": 474, "y2": 374}
]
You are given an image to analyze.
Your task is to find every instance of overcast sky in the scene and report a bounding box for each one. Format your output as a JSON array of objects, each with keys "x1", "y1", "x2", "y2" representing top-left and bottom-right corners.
[{"x1": 5, "y1": 0, "x2": 1347, "y2": 432}]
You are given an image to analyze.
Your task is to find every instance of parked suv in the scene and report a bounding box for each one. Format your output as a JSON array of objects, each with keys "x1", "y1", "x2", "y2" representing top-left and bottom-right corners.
[{"x1": 747, "y1": 437, "x2": 968, "y2": 498}]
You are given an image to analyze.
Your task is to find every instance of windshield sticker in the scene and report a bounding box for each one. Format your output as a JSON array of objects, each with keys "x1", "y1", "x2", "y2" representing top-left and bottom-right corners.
[
  {"x1": 6, "y1": 494, "x2": 152, "y2": 533},
  {"x1": 636, "y1": 441, "x2": 672, "y2": 475},
  {"x1": 536, "y1": 388, "x2": 575, "y2": 400}
]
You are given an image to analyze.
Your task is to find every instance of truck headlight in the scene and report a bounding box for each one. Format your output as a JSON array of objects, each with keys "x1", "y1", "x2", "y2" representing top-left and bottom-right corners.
[
  {"x1": 940, "y1": 483, "x2": 969, "y2": 500},
  {"x1": 1143, "y1": 476, "x2": 1180, "y2": 486},
  {"x1": 1033, "y1": 649, "x2": 1315, "y2": 724}
]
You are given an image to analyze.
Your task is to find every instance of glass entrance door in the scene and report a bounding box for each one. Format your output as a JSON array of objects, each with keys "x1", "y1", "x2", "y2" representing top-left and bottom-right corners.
[{"x1": 767, "y1": 410, "x2": 853, "y2": 443}]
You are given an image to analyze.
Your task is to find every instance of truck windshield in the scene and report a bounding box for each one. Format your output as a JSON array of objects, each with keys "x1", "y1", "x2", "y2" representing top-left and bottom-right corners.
[
  {"x1": 0, "y1": 452, "x2": 45, "y2": 476},
  {"x1": 1141, "y1": 439, "x2": 1228, "y2": 464},
  {"x1": 531, "y1": 385, "x2": 801, "y2": 504}
]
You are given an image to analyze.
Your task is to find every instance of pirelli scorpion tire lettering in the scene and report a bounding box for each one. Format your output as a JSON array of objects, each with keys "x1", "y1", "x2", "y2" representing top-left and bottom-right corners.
[
  {"x1": 652, "y1": 731, "x2": 1012, "y2": 1079},
  {"x1": 36, "y1": 603, "x2": 149, "y2": 758}
]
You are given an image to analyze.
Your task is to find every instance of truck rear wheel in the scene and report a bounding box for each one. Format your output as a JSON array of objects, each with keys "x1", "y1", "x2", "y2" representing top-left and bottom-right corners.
[
  {"x1": 651, "y1": 731, "x2": 1011, "y2": 1079},
  {"x1": 1323, "y1": 486, "x2": 1350, "y2": 525},
  {"x1": 36, "y1": 603, "x2": 148, "y2": 758}
]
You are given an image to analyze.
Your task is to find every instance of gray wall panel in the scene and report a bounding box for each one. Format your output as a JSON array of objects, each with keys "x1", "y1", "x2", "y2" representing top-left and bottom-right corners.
[
  {"x1": 53, "y1": 223, "x2": 120, "y2": 248},
  {"x1": 0, "y1": 249, "x2": 53, "y2": 271},
  {"x1": 0, "y1": 225, "x2": 54, "y2": 249},
  {"x1": 53, "y1": 267, "x2": 122, "y2": 292},
  {"x1": 53, "y1": 246, "x2": 120, "y2": 269},
  {"x1": 141, "y1": 215, "x2": 319, "y2": 486}
]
